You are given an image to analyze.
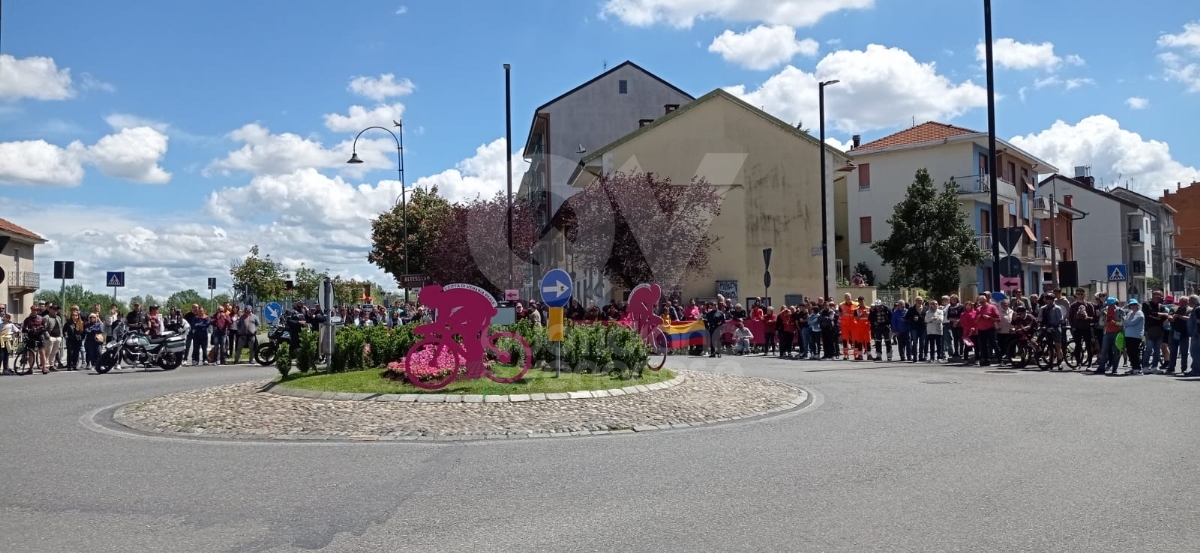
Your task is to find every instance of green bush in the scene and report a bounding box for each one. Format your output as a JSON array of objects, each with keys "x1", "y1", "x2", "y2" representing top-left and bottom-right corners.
[
  {"x1": 275, "y1": 342, "x2": 291, "y2": 377},
  {"x1": 295, "y1": 330, "x2": 318, "y2": 373}
]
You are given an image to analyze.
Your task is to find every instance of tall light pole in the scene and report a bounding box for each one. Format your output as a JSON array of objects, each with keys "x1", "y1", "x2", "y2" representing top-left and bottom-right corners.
[
  {"x1": 348, "y1": 123, "x2": 408, "y2": 301},
  {"x1": 819, "y1": 79, "x2": 840, "y2": 300},
  {"x1": 504, "y1": 63, "x2": 514, "y2": 291},
  {"x1": 983, "y1": 0, "x2": 1001, "y2": 294}
]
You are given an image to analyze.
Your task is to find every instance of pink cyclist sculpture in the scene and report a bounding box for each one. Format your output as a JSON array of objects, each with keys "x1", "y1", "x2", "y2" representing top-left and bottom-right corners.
[{"x1": 403, "y1": 284, "x2": 533, "y2": 390}]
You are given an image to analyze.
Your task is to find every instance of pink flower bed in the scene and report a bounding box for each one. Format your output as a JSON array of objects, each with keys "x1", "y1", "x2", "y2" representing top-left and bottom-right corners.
[{"x1": 386, "y1": 346, "x2": 490, "y2": 382}]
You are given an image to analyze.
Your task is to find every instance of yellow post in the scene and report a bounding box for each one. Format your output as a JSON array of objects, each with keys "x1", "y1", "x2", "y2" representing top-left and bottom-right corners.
[{"x1": 548, "y1": 307, "x2": 564, "y2": 341}]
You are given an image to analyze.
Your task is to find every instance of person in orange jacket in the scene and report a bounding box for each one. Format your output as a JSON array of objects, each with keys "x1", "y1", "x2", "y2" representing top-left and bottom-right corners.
[{"x1": 839, "y1": 293, "x2": 856, "y2": 359}]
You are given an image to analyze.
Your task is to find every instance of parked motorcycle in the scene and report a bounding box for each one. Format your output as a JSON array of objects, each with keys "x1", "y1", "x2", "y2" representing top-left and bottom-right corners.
[
  {"x1": 254, "y1": 324, "x2": 290, "y2": 366},
  {"x1": 96, "y1": 329, "x2": 186, "y2": 374}
]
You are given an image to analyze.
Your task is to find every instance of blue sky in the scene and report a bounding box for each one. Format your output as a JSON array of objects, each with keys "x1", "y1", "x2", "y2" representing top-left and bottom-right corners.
[{"x1": 2, "y1": 0, "x2": 1198, "y2": 297}]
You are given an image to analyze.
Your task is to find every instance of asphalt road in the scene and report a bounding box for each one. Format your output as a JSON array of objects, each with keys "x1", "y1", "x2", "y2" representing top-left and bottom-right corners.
[{"x1": 1, "y1": 357, "x2": 1198, "y2": 553}]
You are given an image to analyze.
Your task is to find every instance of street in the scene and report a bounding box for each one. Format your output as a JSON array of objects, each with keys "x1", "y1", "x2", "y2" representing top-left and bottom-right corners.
[{"x1": 1, "y1": 358, "x2": 1198, "y2": 552}]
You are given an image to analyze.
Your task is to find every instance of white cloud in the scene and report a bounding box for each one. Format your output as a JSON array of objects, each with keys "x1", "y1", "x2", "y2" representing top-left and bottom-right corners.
[
  {"x1": 1158, "y1": 21, "x2": 1200, "y2": 55},
  {"x1": 1064, "y1": 54, "x2": 1086, "y2": 66},
  {"x1": 395, "y1": 5, "x2": 408, "y2": 15},
  {"x1": 348, "y1": 73, "x2": 415, "y2": 102},
  {"x1": 79, "y1": 73, "x2": 116, "y2": 93},
  {"x1": 106, "y1": 114, "x2": 169, "y2": 133},
  {"x1": 1157, "y1": 23, "x2": 1200, "y2": 93},
  {"x1": 1126, "y1": 97, "x2": 1149, "y2": 109},
  {"x1": 0, "y1": 140, "x2": 87, "y2": 186},
  {"x1": 205, "y1": 123, "x2": 395, "y2": 177},
  {"x1": 1009, "y1": 115, "x2": 1200, "y2": 197},
  {"x1": 411, "y1": 138, "x2": 529, "y2": 203},
  {"x1": 1033, "y1": 76, "x2": 1094, "y2": 90},
  {"x1": 0, "y1": 54, "x2": 74, "y2": 101},
  {"x1": 725, "y1": 44, "x2": 987, "y2": 133},
  {"x1": 975, "y1": 38, "x2": 1078, "y2": 71},
  {"x1": 601, "y1": 0, "x2": 874, "y2": 28},
  {"x1": 708, "y1": 25, "x2": 819, "y2": 70},
  {"x1": 324, "y1": 103, "x2": 406, "y2": 132},
  {"x1": 86, "y1": 127, "x2": 171, "y2": 184},
  {"x1": 0, "y1": 124, "x2": 171, "y2": 186}
]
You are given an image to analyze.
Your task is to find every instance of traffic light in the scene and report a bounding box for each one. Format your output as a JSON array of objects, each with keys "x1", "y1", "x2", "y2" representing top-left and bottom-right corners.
[{"x1": 284, "y1": 280, "x2": 295, "y2": 291}]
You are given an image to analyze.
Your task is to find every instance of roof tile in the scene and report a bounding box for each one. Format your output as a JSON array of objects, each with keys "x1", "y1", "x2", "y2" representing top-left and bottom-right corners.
[
  {"x1": 854, "y1": 121, "x2": 981, "y2": 152},
  {"x1": 0, "y1": 217, "x2": 46, "y2": 242}
]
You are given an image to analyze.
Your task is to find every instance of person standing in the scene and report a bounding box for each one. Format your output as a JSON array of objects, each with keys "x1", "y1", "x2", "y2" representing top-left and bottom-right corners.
[
  {"x1": 210, "y1": 307, "x2": 231, "y2": 365},
  {"x1": 1067, "y1": 289, "x2": 1097, "y2": 366},
  {"x1": 892, "y1": 301, "x2": 909, "y2": 362},
  {"x1": 703, "y1": 302, "x2": 727, "y2": 358},
  {"x1": 974, "y1": 295, "x2": 1001, "y2": 367},
  {"x1": 869, "y1": 300, "x2": 893, "y2": 362},
  {"x1": 84, "y1": 313, "x2": 104, "y2": 370},
  {"x1": 1122, "y1": 299, "x2": 1146, "y2": 375},
  {"x1": 925, "y1": 299, "x2": 945, "y2": 362},
  {"x1": 232, "y1": 306, "x2": 261, "y2": 364},
  {"x1": 64, "y1": 307, "x2": 85, "y2": 371},
  {"x1": 1094, "y1": 298, "x2": 1122, "y2": 375},
  {"x1": 1165, "y1": 296, "x2": 1190, "y2": 374},
  {"x1": 42, "y1": 304, "x2": 65, "y2": 372},
  {"x1": 285, "y1": 302, "x2": 307, "y2": 359},
  {"x1": 1186, "y1": 295, "x2": 1200, "y2": 377},
  {"x1": 1141, "y1": 291, "x2": 1166, "y2": 373},
  {"x1": 0, "y1": 313, "x2": 17, "y2": 375},
  {"x1": 945, "y1": 295, "x2": 964, "y2": 359}
]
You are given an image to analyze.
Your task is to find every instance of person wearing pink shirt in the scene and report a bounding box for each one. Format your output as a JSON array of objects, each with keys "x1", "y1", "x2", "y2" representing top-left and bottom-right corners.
[
  {"x1": 974, "y1": 294, "x2": 1001, "y2": 366},
  {"x1": 960, "y1": 303, "x2": 978, "y2": 362}
]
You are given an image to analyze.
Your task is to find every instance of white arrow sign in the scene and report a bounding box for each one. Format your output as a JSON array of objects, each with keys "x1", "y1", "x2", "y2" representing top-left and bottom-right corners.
[
  {"x1": 266, "y1": 305, "x2": 280, "y2": 320},
  {"x1": 542, "y1": 280, "x2": 568, "y2": 297}
]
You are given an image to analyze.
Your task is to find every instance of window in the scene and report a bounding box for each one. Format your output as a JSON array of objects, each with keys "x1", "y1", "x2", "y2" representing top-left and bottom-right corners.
[
  {"x1": 980, "y1": 209, "x2": 990, "y2": 233},
  {"x1": 859, "y1": 217, "x2": 872, "y2": 243},
  {"x1": 858, "y1": 163, "x2": 871, "y2": 189},
  {"x1": 978, "y1": 153, "x2": 988, "y2": 176},
  {"x1": 1007, "y1": 161, "x2": 1016, "y2": 183},
  {"x1": 1009, "y1": 214, "x2": 1017, "y2": 228},
  {"x1": 618, "y1": 80, "x2": 628, "y2": 94}
]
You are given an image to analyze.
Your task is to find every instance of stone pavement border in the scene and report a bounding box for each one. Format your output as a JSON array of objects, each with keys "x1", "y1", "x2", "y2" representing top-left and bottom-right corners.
[
  {"x1": 263, "y1": 374, "x2": 687, "y2": 403},
  {"x1": 103, "y1": 372, "x2": 810, "y2": 444}
]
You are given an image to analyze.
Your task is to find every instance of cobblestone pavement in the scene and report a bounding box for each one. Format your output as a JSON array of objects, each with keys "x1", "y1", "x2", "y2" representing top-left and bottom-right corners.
[{"x1": 113, "y1": 370, "x2": 806, "y2": 440}]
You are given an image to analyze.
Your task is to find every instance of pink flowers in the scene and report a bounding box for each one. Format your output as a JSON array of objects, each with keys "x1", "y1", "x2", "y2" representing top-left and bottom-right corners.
[{"x1": 386, "y1": 346, "x2": 487, "y2": 382}]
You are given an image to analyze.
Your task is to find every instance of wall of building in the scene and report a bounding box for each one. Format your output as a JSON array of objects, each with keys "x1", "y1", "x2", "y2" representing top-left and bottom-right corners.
[
  {"x1": 1162, "y1": 181, "x2": 1200, "y2": 262},
  {"x1": 541, "y1": 65, "x2": 693, "y2": 215},
  {"x1": 846, "y1": 141, "x2": 977, "y2": 286},
  {"x1": 583, "y1": 96, "x2": 840, "y2": 304},
  {"x1": 1, "y1": 236, "x2": 39, "y2": 316},
  {"x1": 1039, "y1": 178, "x2": 1126, "y2": 287}
]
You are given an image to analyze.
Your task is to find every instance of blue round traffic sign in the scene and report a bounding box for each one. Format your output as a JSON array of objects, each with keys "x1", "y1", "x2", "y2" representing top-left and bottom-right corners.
[
  {"x1": 263, "y1": 302, "x2": 283, "y2": 323},
  {"x1": 539, "y1": 269, "x2": 573, "y2": 308}
]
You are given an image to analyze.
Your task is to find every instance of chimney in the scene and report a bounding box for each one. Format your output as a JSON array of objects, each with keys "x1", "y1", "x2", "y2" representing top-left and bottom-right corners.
[
  {"x1": 639, "y1": 119, "x2": 654, "y2": 127},
  {"x1": 664, "y1": 104, "x2": 679, "y2": 114},
  {"x1": 1063, "y1": 195, "x2": 1073, "y2": 207},
  {"x1": 852, "y1": 134, "x2": 861, "y2": 149},
  {"x1": 1080, "y1": 176, "x2": 1095, "y2": 188}
]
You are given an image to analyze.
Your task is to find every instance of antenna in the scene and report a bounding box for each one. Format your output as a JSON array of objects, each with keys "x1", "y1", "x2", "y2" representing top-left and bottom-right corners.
[{"x1": 603, "y1": 60, "x2": 607, "y2": 71}]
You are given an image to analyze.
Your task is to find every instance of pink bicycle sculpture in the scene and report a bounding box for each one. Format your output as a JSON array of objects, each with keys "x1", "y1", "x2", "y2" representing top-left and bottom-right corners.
[
  {"x1": 403, "y1": 284, "x2": 533, "y2": 390},
  {"x1": 627, "y1": 283, "x2": 670, "y2": 371}
]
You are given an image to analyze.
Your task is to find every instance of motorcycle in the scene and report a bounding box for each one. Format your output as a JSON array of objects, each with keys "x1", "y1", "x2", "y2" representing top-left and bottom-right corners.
[
  {"x1": 254, "y1": 324, "x2": 290, "y2": 366},
  {"x1": 97, "y1": 328, "x2": 186, "y2": 374}
]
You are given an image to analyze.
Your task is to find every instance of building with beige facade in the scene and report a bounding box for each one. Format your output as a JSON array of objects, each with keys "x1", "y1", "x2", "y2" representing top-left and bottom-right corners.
[
  {"x1": 1, "y1": 218, "x2": 47, "y2": 316},
  {"x1": 561, "y1": 89, "x2": 851, "y2": 306}
]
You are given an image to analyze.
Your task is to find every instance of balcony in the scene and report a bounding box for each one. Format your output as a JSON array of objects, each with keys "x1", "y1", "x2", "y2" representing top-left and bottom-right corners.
[
  {"x1": 7, "y1": 271, "x2": 40, "y2": 290},
  {"x1": 955, "y1": 175, "x2": 1019, "y2": 203},
  {"x1": 977, "y1": 234, "x2": 992, "y2": 250},
  {"x1": 1131, "y1": 260, "x2": 1146, "y2": 275},
  {"x1": 1128, "y1": 229, "x2": 1143, "y2": 244},
  {"x1": 1029, "y1": 245, "x2": 1067, "y2": 263}
]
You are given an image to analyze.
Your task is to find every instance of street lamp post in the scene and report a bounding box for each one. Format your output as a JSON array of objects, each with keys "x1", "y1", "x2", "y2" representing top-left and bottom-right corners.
[
  {"x1": 348, "y1": 123, "x2": 408, "y2": 302},
  {"x1": 504, "y1": 63, "x2": 514, "y2": 291},
  {"x1": 819, "y1": 79, "x2": 840, "y2": 300},
  {"x1": 983, "y1": 0, "x2": 1001, "y2": 294}
]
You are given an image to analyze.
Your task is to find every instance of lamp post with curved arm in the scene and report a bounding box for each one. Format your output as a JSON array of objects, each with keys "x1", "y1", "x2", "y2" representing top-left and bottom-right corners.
[{"x1": 348, "y1": 123, "x2": 408, "y2": 302}]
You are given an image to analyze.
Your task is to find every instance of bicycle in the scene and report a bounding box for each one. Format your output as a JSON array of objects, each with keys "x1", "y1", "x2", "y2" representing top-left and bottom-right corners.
[
  {"x1": 402, "y1": 328, "x2": 532, "y2": 390},
  {"x1": 1063, "y1": 333, "x2": 1097, "y2": 370},
  {"x1": 1034, "y1": 329, "x2": 1064, "y2": 371},
  {"x1": 11, "y1": 340, "x2": 36, "y2": 375},
  {"x1": 632, "y1": 317, "x2": 669, "y2": 371}
]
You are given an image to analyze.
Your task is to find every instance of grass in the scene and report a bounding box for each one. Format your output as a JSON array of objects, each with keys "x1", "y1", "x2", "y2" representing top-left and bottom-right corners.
[{"x1": 275, "y1": 365, "x2": 675, "y2": 395}]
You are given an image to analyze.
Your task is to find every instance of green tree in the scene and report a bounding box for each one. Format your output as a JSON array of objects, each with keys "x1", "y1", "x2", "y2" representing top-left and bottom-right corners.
[
  {"x1": 368, "y1": 185, "x2": 452, "y2": 286},
  {"x1": 166, "y1": 289, "x2": 206, "y2": 311},
  {"x1": 35, "y1": 284, "x2": 127, "y2": 312},
  {"x1": 293, "y1": 265, "x2": 324, "y2": 300},
  {"x1": 230, "y1": 245, "x2": 289, "y2": 303},
  {"x1": 871, "y1": 169, "x2": 985, "y2": 296}
]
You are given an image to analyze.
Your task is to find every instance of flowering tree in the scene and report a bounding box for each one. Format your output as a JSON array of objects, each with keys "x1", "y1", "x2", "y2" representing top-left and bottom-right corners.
[
  {"x1": 425, "y1": 192, "x2": 539, "y2": 296},
  {"x1": 560, "y1": 171, "x2": 723, "y2": 292},
  {"x1": 368, "y1": 186, "x2": 452, "y2": 285}
]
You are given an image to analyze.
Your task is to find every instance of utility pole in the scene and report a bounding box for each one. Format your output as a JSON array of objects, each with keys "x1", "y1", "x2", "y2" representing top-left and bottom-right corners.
[
  {"x1": 504, "y1": 63, "x2": 514, "y2": 289},
  {"x1": 984, "y1": 0, "x2": 1001, "y2": 295}
]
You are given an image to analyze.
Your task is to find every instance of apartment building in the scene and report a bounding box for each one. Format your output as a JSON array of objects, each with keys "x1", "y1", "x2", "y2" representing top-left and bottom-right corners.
[
  {"x1": 1, "y1": 217, "x2": 47, "y2": 316},
  {"x1": 1109, "y1": 186, "x2": 1178, "y2": 291},
  {"x1": 844, "y1": 122, "x2": 1058, "y2": 298}
]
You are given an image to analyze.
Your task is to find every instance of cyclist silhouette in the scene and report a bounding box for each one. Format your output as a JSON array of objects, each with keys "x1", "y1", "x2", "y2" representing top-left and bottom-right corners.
[
  {"x1": 414, "y1": 284, "x2": 497, "y2": 366},
  {"x1": 626, "y1": 283, "x2": 664, "y2": 338}
]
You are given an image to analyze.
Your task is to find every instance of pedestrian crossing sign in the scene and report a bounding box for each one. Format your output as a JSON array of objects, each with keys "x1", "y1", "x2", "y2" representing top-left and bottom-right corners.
[
  {"x1": 1106, "y1": 264, "x2": 1127, "y2": 282},
  {"x1": 106, "y1": 271, "x2": 125, "y2": 287}
]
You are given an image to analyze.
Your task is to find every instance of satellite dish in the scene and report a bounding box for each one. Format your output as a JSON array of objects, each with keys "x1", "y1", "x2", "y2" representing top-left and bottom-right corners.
[{"x1": 576, "y1": 144, "x2": 586, "y2": 154}]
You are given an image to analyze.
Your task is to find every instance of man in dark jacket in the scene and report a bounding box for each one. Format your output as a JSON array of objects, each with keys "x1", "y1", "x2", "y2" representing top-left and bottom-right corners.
[
  {"x1": 1067, "y1": 289, "x2": 1096, "y2": 365},
  {"x1": 284, "y1": 301, "x2": 307, "y2": 357},
  {"x1": 868, "y1": 300, "x2": 893, "y2": 361},
  {"x1": 1165, "y1": 296, "x2": 1189, "y2": 374},
  {"x1": 703, "y1": 302, "x2": 727, "y2": 358}
]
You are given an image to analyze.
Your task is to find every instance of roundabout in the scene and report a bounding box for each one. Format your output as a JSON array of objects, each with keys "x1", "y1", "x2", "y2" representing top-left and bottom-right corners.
[{"x1": 107, "y1": 369, "x2": 808, "y2": 441}]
